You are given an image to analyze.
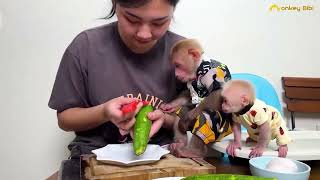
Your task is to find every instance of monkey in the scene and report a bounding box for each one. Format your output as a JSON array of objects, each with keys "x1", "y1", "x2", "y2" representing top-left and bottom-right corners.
[
  {"x1": 168, "y1": 114, "x2": 208, "y2": 158},
  {"x1": 159, "y1": 39, "x2": 233, "y2": 158},
  {"x1": 221, "y1": 80, "x2": 291, "y2": 158}
]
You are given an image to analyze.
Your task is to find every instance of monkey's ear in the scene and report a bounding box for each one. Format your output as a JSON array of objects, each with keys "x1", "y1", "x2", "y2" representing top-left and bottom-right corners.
[
  {"x1": 187, "y1": 49, "x2": 201, "y2": 61},
  {"x1": 241, "y1": 95, "x2": 250, "y2": 106}
]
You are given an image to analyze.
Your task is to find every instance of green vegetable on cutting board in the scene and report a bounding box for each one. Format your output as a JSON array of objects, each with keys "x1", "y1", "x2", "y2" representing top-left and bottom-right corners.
[
  {"x1": 182, "y1": 174, "x2": 277, "y2": 180},
  {"x1": 133, "y1": 104, "x2": 154, "y2": 156}
]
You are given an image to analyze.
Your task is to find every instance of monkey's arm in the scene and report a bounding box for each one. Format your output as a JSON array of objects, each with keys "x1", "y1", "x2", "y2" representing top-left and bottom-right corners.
[
  {"x1": 278, "y1": 145, "x2": 288, "y2": 157},
  {"x1": 169, "y1": 117, "x2": 187, "y2": 150},
  {"x1": 169, "y1": 117, "x2": 207, "y2": 158},
  {"x1": 248, "y1": 121, "x2": 271, "y2": 158},
  {"x1": 173, "y1": 117, "x2": 188, "y2": 144},
  {"x1": 178, "y1": 89, "x2": 222, "y2": 133},
  {"x1": 169, "y1": 117, "x2": 188, "y2": 155},
  {"x1": 233, "y1": 121, "x2": 242, "y2": 144},
  {"x1": 196, "y1": 89, "x2": 222, "y2": 112},
  {"x1": 160, "y1": 90, "x2": 191, "y2": 113},
  {"x1": 226, "y1": 121, "x2": 242, "y2": 157}
]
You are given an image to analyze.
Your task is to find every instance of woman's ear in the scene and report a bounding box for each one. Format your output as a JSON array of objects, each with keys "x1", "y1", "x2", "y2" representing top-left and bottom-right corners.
[{"x1": 187, "y1": 49, "x2": 201, "y2": 61}]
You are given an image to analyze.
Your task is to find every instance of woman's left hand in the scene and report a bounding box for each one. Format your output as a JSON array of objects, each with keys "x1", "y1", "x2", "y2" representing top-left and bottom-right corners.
[{"x1": 147, "y1": 109, "x2": 165, "y2": 138}]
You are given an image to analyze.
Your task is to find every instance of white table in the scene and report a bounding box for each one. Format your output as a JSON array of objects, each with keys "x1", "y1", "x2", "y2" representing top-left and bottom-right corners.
[{"x1": 211, "y1": 131, "x2": 320, "y2": 160}]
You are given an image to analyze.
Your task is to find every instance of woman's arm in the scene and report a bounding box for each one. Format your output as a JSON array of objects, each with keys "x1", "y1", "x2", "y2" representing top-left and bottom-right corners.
[
  {"x1": 57, "y1": 97, "x2": 139, "y2": 132},
  {"x1": 57, "y1": 104, "x2": 106, "y2": 132}
]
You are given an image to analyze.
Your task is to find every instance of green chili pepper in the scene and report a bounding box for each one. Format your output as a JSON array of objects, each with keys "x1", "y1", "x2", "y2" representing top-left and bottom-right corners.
[{"x1": 133, "y1": 105, "x2": 153, "y2": 155}]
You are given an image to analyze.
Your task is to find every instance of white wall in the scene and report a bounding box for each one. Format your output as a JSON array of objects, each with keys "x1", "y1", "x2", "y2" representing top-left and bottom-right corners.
[
  {"x1": 0, "y1": 0, "x2": 319, "y2": 179},
  {"x1": 172, "y1": 0, "x2": 320, "y2": 130}
]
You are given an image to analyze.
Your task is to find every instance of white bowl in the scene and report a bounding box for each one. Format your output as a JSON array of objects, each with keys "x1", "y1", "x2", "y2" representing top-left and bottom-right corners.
[{"x1": 249, "y1": 156, "x2": 311, "y2": 180}]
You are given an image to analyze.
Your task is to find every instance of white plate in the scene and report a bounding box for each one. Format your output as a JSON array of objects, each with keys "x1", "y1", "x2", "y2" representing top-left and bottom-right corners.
[
  {"x1": 211, "y1": 131, "x2": 320, "y2": 160},
  {"x1": 92, "y1": 143, "x2": 169, "y2": 166}
]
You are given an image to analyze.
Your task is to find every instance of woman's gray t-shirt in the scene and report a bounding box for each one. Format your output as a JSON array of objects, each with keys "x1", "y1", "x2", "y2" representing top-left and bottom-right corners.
[{"x1": 48, "y1": 22, "x2": 184, "y2": 155}]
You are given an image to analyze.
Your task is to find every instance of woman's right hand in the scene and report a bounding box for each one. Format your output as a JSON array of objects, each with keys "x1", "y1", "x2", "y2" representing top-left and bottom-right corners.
[{"x1": 103, "y1": 96, "x2": 142, "y2": 135}]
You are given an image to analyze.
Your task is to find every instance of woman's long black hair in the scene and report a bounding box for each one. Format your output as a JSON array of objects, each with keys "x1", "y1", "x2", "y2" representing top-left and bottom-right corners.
[{"x1": 106, "y1": 0, "x2": 180, "y2": 19}]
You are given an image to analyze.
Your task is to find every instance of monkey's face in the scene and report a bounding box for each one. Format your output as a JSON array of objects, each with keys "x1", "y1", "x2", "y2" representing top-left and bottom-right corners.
[
  {"x1": 172, "y1": 50, "x2": 197, "y2": 82},
  {"x1": 221, "y1": 90, "x2": 243, "y2": 113}
]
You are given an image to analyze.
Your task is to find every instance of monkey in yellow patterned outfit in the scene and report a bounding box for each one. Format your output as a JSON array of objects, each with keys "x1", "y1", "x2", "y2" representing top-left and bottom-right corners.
[
  {"x1": 161, "y1": 39, "x2": 233, "y2": 158},
  {"x1": 221, "y1": 80, "x2": 291, "y2": 158},
  {"x1": 176, "y1": 104, "x2": 233, "y2": 145}
]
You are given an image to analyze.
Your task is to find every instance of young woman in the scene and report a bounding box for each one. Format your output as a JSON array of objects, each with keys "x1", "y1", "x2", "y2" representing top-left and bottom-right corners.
[{"x1": 48, "y1": 0, "x2": 183, "y2": 178}]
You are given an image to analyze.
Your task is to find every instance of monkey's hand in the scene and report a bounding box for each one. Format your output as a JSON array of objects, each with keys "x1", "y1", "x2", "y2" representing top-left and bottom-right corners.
[
  {"x1": 160, "y1": 102, "x2": 180, "y2": 113},
  {"x1": 278, "y1": 144, "x2": 288, "y2": 157},
  {"x1": 175, "y1": 147, "x2": 205, "y2": 158},
  {"x1": 226, "y1": 140, "x2": 241, "y2": 157},
  {"x1": 169, "y1": 131, "x2": 188, "y2": 151},
  {"x1": 169, "y1": 145, "x2": 205, "y2": 158},
  {"x1": 178, "y1": 108, "x2": 198, "y2": 133},
  {"x1": 249, "y1": 145, "x2": 265, "y2": 158},
  {"x1": 160, "y1": 93, "x2": 189, "y2": 113},
  {"x1": 169, "y1": 141, "x2": 184, "y2": 154},
  {"x1": 169, "y1": 137, "x2": 189, "y2": 158}
]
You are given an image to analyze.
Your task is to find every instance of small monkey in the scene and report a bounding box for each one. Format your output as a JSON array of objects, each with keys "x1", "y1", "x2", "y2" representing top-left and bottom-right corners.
[
  {"x1": 221, "y1": 80, "x2": 291, "y2": 158},
  {"x1": 160, "y1": 39, "x2": 233, "y2": 157}
]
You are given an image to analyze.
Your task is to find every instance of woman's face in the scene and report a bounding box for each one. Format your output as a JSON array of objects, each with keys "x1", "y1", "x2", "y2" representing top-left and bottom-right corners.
[{"x1": 116, "y1": 0, "x2": 174, "y2": 54}]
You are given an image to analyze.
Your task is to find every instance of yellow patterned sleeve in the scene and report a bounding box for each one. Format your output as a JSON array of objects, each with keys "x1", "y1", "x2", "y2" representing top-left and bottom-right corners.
[
  {"x1": 192, "y1": 116, "x2": 216, "y2": 145},
  {"x1": 175, "y1": 107, "x2": 182, "y2": 117}
]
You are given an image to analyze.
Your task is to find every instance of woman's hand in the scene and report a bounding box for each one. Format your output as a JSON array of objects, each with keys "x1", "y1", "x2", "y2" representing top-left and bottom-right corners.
[
  {"x1": 103, "y1": 96, "x2": 142, "y2": 135},
  {"x1": 104, "y1": 96, "x2": 168, "y2": 138},
  {"x1": 147, "y1": 109, "x2": 165, "y2": 138}
]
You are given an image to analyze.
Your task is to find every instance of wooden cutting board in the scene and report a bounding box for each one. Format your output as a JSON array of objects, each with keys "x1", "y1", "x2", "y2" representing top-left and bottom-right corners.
[{"x1": 83, "y1": 154, "x2": 216, "y2": 180}]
